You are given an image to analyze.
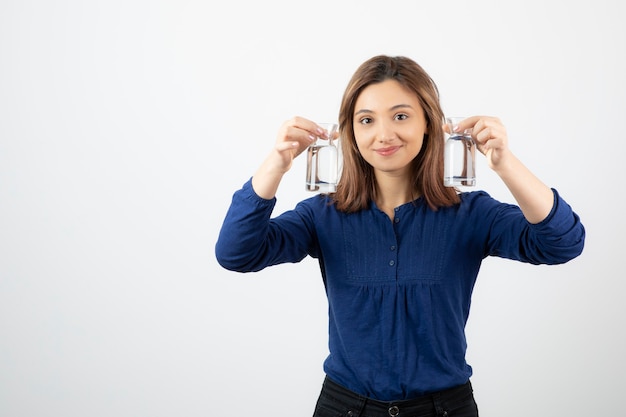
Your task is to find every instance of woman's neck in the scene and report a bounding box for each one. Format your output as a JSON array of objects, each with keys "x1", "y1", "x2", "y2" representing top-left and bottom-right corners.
[{"x1": 374, "y1": 172, "x2": 418, "y2": 220}]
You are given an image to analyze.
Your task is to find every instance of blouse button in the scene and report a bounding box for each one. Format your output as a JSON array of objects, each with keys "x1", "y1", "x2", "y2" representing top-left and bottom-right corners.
[
  {"x1": 389, "y1": 260, "x2": 395, "y2": 266},
  {"x1": 390, "y1": 245, "x2": 396, "y2": 251},
  {"x1": 394, "y1": 217, "x2": 400, "y2": 223}
]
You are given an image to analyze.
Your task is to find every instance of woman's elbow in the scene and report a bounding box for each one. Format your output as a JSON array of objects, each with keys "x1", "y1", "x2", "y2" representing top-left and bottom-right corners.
[
  {"x1": 543, "y1": 232, "x2": 586, "y2": 265},
  {"x1": 214, "y1": 244, "x2": 262, "y2": 273}
]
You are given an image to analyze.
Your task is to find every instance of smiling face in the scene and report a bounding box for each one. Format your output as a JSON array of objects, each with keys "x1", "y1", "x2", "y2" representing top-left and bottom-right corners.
[
  {"x1": 353, "y1": 79, "x2": 428, "y2": 180},
  {"x1": 334, "y1": 55, "x2": 457, "y2": 213}
]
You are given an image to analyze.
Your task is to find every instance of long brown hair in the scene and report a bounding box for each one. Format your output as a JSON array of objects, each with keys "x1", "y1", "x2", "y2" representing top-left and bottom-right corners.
[{"x1": 332, "y1": 55, "x2": 460, "y2": 212}]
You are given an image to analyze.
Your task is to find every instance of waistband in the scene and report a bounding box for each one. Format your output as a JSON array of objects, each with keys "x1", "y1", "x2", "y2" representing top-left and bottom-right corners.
[{"x1": 321, "y1": 376, "x2": 473, "y2": 417}]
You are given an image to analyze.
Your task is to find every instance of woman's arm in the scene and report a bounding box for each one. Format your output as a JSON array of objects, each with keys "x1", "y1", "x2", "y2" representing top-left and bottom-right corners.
[
  {"x1": 450, "y1": 116, "x2": 554, "y2": 224},
  {"x1": 215, "y1": 116, "x2": 330, "y2": 271}
]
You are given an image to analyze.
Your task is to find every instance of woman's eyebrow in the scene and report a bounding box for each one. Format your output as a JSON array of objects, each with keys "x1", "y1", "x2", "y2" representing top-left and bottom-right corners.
[
  {"x1": 355, "y1": 104, "x2": 413, "y2": 116},
  {"x1": 390, "y1": 104, "x2": 413, "y2": 111}
]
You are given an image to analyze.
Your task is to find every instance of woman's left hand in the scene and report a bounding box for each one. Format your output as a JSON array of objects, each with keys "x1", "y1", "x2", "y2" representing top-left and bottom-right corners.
[
  {"x1": 444, "y1": 116, "x2": 511, "y2": 171},
  {"x1": 444, "y1": 115, "x2": 554, "y2": 223}
]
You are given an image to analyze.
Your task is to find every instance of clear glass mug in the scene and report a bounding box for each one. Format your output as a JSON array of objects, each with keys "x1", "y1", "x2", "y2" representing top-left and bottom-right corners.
[
  {"x1": 444, "y1": 117, "x2": 476, "y2": 187},
  {"x1": 306, "y1": 123, "x2": 339, "y2": 192}
]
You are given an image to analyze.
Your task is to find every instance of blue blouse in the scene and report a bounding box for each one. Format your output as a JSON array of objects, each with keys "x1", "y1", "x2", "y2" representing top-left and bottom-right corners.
[{"x1": 215, "y1": 179, "x2": 585, "y2": 401}]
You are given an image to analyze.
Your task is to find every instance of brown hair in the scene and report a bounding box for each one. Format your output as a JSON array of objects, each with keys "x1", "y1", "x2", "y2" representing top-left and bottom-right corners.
[{"x1": 332, "y1": 55, "x2": 460, "y2": 212}]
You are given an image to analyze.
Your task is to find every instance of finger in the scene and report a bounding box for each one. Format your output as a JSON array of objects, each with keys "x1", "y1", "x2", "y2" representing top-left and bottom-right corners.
[
  {"x1": 290, "y1": 116, "x2": 327, "y2": 138},
  {"x1": 283, "y1": 125, "x2": 316, "y2": 146},
  {"x1": 275, "y1": 141, "x2": 301, "y2": 152},
  {"x1": 454, "y1": 116, "x2": 482, "y2": 133},
  {"x1": 463, "y1": 117, "x2": 503, "y2": 144},
  {"x1": 475, "y1": 125, "x2": 507, "y2": 149}
]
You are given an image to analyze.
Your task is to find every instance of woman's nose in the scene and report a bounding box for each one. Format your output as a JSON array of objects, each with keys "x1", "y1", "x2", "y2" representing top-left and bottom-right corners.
[{"x1": 377, "y1": 120, "x2": 396, "y2": 143}]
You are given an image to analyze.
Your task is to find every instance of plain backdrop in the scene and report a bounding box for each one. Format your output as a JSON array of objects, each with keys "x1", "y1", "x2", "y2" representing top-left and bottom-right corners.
[{"x1": 1, "y1": 1, "x2": 624, "y2": 416}]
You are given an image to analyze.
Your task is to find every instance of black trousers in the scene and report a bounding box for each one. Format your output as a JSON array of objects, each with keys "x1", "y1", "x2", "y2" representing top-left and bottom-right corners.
[{"x1": 313, "y1": 376, "x2": 479, "y2": 417}]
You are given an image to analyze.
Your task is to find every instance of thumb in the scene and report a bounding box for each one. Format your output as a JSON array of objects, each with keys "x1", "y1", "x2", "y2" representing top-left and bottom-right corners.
[{"x1": 276, "y1": 141, "x2": 301, "y2": 152}]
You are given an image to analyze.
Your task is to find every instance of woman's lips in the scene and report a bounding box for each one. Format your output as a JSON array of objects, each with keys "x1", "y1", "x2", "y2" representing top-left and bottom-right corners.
[{"x1": 375, "y1": 146, "x2": 401, "y2": 156}]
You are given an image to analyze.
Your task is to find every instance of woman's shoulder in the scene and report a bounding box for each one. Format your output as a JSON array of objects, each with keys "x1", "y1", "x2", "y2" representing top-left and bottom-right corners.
[
  {"x1": 454, "y1": 189, "x2": 517, "y2": 215},
  {"x1": 293, "y1": 193, "x2": 339, "y2": 215},
  {"x1": 458, "y1": 189, "x2": 502, "y2": 205}
]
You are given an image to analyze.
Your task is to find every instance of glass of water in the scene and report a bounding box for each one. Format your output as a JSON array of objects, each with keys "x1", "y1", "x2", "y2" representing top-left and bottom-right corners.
[
  {"x1": 306, "y1": 123, "x2": 339, "y2": 192},
  {"x1": 444, "y1": 116, "x2": 476, "y2": 187}
]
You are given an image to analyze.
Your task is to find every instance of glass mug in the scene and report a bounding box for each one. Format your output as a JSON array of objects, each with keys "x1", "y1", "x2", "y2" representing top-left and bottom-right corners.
[
  {"x1": 444, "y1": 116, "x2": 476, "y2": 187},
  {"x1": 306, "y1": 123, "x2": 340, "y2": 192}
]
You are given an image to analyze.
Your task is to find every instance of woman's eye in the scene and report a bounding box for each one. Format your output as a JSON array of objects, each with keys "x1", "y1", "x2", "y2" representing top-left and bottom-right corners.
[
  {"x1": 359, "y1": 117, "x2": 372, "y2": 125},
  {"x1": 395, "y1": 113, "x2": 408, "y2": 121}
]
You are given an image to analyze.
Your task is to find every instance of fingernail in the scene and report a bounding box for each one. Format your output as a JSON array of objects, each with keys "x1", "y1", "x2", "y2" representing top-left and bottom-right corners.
[{"x1": 308, "y1": 134, "x2": 316, "y2": 141}]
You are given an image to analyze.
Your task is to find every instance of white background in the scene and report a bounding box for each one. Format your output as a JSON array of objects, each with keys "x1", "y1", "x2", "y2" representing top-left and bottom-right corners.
[{"x1": 1, "y1": 1, "x2": 624, "y2": 416}]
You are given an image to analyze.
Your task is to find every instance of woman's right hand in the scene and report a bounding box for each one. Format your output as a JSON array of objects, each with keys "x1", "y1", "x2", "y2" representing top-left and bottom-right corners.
[
  {"x1": 269, "y1": 116, "x2": 330, "y2": 174},
  {"x1": 252, "y1": 117, "x2": 333, "y2": 199}
]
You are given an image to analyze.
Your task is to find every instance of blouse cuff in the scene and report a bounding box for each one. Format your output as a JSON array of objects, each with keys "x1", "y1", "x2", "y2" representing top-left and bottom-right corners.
[
  {"x1": 239, "y1": 177, "x2": 277, "y2": 208},
  {"x1": 531, "y1": 188, "x2": 577, "y2": 233}
]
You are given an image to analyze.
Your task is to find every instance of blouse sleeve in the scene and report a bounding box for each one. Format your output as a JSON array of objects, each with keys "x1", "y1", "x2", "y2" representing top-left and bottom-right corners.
[
  {"x1": 215, "y1": 178, "x2": 316, "y2": 272},
  {"x1": 484, "y1": 188, "x2": 585, "y2": 265}
]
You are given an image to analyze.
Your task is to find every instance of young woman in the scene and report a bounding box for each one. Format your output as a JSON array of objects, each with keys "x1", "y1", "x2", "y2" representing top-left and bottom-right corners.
[{"x1": 215, "y1": 55, "x2": 585, "y2": 417}]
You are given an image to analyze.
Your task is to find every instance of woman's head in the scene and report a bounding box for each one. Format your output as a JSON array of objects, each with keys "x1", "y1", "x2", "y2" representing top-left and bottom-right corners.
[{"x1": 333, "y1": 55, "x2": 459, "y2": 211}]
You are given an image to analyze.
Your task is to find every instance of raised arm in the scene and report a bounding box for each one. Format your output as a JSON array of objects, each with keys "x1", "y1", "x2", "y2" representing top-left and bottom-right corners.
[{"x1": 448, "y1": 116, "x2": 555, "y2": 224}]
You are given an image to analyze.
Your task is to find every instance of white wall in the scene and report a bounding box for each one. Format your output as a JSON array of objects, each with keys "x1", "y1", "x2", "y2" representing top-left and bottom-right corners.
[{"x1": 1, "y1": 1, "x2": 623, "y2": 416}]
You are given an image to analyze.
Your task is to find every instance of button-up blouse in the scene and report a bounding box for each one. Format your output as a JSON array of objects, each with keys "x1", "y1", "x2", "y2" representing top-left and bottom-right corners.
[{"x1": 215, "y1": 179, "x2": 585, "y2": 401}]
